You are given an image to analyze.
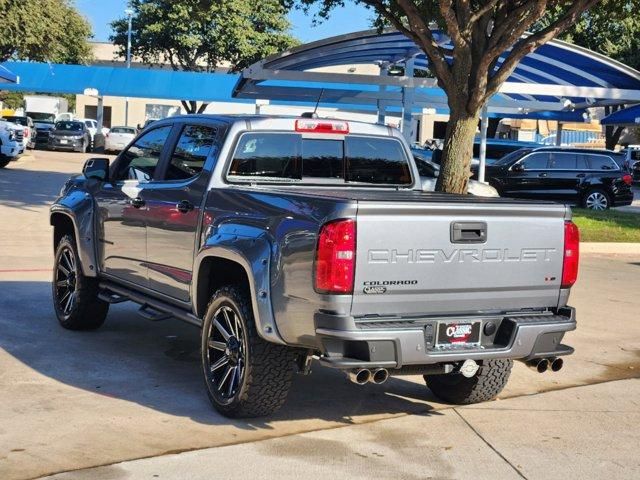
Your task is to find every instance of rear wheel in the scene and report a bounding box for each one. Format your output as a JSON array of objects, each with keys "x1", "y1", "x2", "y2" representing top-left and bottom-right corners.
[
  {"x1": 583, "y1": 188, "x2": 610, "y2": 210},
  {"x1": 201, "y1": 286, "x2": 295, "y2": 418},
  {"x1": 53, "y1": 234, "x2": 109, "y2": 330},
  {"x1": 425, "y1": 359, "x2": 513, "y2": 405}
]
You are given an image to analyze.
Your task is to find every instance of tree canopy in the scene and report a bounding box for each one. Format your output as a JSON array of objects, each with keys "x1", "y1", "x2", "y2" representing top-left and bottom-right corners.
[
  {"x1": 290, "y1": 1, "x2": 600, "y2": 193},
  {"x1": 0, "y1": 0, "x2": 93, "y2": 64},
  {"x1": 110, "y1": 0, "x2": 298, "y2": 113}
]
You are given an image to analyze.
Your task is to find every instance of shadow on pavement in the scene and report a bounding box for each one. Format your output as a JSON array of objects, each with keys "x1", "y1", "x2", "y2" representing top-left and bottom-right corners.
[
  {"x1": 0, "y1": 166, "x2": 75, "y2": 210},
  {"x1": 0, "y1": 280, "x2": 440, "y2": 430}
]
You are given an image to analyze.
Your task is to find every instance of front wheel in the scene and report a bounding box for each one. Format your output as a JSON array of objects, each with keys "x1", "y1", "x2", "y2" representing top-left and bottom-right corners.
[
  {"x1": 583, "y1": 188, "x2": 610, "y2": 210},
  {"x1": 53, "y1": 234, "x2": 109, "y2": 330},
  {"x1": 201, "y1": 286, "x2": 295, "y2": 418},
  {"x1": 425, "y1": 359, "x2": 513, "y2": 405}
]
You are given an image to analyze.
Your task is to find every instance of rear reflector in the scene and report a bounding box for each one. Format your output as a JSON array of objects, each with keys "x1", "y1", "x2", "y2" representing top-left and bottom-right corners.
[
  {"x1": 562, "y1": 221, "x2": 580, "y2": 288},
  {"x1": 315, "y1": 219, "x2": 356, "y2": 294},
  {"x1": 622, "y1": 174, "x2": 633, "y2": 186},
  {"x1": 295, "y1": 119, "x2": 349, "y2": 134}
]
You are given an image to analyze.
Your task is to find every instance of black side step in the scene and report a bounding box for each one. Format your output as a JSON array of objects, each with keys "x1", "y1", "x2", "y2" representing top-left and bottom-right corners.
[
  {"x1": 98, "y1": 281, "x2": 202, "y2": 328},
  {"x1": 138, "y1": 304, "x2": 172, "y2": 322},
  {"x1": 98, "y1": 291, "x2": 128, "y2": 304}
]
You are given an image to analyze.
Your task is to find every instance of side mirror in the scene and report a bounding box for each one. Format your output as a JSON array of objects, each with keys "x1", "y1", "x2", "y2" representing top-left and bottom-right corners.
[
  {"x1": 511, "y1": 163, "x2": 524, "y2": 173},
  {"x1": 83, "y1": 158, "x2": 110, "y2": 181}
]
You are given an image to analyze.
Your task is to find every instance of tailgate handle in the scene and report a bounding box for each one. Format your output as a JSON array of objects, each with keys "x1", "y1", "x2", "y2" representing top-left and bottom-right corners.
[{"x1": 451, "y1": 222, "x2": 487, "y2": 243}]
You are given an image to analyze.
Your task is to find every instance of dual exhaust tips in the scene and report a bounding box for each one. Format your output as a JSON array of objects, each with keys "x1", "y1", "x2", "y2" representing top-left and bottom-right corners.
[
  {"x1": 347, "y1": 368, "x2": 389, "y2": 385},
  {"x1": 528, "y1": 357, "x2": 564, "y2": 373}
]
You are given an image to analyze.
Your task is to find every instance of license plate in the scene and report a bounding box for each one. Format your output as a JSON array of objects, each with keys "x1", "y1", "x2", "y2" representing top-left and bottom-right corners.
[
  {"x1": 436, "y1": 321, "x2": 481, "y2": 346},
  {"x1": 60, "y1": 139, "x2": 68, "y2": 144}
]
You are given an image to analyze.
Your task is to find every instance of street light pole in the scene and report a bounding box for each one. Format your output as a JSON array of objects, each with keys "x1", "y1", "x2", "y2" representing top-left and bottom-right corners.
[{"x1": 125, "y1": 8, "x2": 133, "y2": 126}]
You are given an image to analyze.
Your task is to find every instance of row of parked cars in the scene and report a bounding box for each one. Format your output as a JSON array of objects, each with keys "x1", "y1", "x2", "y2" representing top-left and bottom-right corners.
[
  {"x1": 0, "y1": 115, "x2": 139, "y2": 168},
  {"x1": 412, "y1": 139, "x2": 636, "y2": 210}
]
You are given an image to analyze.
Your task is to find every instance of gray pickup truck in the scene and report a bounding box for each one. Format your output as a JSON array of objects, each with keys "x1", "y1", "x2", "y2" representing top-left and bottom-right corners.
[{"x1": 50, "y1": 114, "x2": 579, "y2": 418}]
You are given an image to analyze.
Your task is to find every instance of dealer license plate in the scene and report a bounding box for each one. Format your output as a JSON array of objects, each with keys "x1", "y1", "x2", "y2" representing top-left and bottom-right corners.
[{"x1": 436, "y1": 321, "x2": 481, "y2": 346}]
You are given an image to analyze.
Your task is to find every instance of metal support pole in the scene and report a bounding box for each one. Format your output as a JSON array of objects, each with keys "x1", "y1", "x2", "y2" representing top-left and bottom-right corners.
[
  {"x1": 555, "y1": 122, "x2": 563, "y2": 146},
  {"x1": 96, "y1": 96, "x2": 104, "y2": 131},
  {"x1": 478, "y1": 106, "x2": 489, "y2": 183},
  {"x1": 125, "y1": 9, "x2": 133, "y2": 126},
  {"x1": 377, "y1": 64, "x2": 388, "y2": 124},
  {"x1": 401, "y1": 59, "x2": 415, "y2": 143}
]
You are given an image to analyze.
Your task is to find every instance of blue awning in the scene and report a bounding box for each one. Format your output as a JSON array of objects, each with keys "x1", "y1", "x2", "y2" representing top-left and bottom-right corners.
[
  {"x1": 600, "y1": 104, "x2": 640, "y2": 125},
  {"x1": 235, "y1": 29, "x2": 640, "y2": 118},
  {"x1": 0, "y1": 64, "x2": 18, "y2": 83},
  {"x1": 0, "y1": 62, "x2": 244, "y2": 103}
]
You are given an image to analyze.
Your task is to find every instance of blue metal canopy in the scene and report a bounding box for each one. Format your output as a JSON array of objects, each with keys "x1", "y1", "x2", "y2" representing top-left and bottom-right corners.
[
  {"x1": 600, "y1": 104, "x2": 640, "y2": 125},
  {"x1": 235, "y1": 29, "x2": 640, "y2": 116},
  {"x1": 0, "y1": 64, "x2": 18, "y2": 83},
  {"x1": 0, "y1": 61, "x2": 244, "y2": 102}
]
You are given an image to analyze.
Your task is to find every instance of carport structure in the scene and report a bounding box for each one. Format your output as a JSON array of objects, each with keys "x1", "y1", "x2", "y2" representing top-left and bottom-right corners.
[{"x1": 234, "y1": 29, "x2": 640, "y2": 180}]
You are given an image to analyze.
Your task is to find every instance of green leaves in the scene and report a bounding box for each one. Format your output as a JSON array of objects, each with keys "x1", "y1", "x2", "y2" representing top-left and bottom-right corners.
[
  {"x1": 0, "y1": 0, "x2": 93, "y2": 64},
  {"x1": 110, "y1": 0, "x2": 298, "y2": 74}
]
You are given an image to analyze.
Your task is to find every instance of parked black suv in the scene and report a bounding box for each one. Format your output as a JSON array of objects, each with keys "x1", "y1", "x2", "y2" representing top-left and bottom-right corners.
[
  {"x1": 482, "y1": 147, "x2": 634, "y2": 210},
  {"x1": 48, "y1": 121, "x2": 92, "y2": 153}
]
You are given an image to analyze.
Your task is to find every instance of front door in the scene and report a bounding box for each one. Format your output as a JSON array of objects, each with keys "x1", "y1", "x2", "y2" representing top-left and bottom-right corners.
[
  {"x1": 502, "y1": 152, "x2": 551, "y2": 199},
  {"x1": 94, "y1": 125, "x2": 174, "y2": 287},
  {"x1": 143, "y1": 123, "x2": 221, "y2": 302}
]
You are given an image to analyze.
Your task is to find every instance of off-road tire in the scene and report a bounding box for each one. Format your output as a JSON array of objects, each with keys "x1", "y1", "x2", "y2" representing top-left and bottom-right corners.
[
  {"x1": 201, "y1": 286, "x2": 295, "y2": 418},
  {"x1": 53, "y1": 234, "x2": 109, "y2": 330},
  {"x1": 424, "y1": 359, "x2": 513, "y2": 405}
]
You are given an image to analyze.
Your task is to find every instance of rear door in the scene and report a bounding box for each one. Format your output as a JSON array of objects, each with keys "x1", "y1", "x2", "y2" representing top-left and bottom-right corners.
[
  {"x1": 143, "y1": 122, "x2": 222, "y2": 302},
  {"x1": 95, "y1": 125, "x2": 174, "y2": 286},
  {"x1": 545, "y1": 151, "x2": 580, "y2": 202}
]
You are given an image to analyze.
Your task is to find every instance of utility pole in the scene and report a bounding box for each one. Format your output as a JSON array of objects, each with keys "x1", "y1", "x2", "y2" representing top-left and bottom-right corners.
[{"x1": 125, "y1": 8, "x2": 133, "y2": 126}]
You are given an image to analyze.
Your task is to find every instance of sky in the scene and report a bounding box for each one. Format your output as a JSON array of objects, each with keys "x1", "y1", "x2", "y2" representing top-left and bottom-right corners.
[{"x1": 75, "y1": 0, "x2": 373, "y2": 44}]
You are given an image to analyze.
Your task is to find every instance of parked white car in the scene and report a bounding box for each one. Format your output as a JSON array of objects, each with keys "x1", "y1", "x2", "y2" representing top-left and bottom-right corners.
[
  {"x1": 104, "y1": 126, "x2": 137, "y2": 152},
  {"x1": 0, "y1": 120, "x2": 25, "y2": 168}
]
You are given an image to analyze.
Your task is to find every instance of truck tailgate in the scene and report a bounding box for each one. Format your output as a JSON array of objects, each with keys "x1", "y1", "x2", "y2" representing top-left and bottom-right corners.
[{"x1": 352, "y1": 201, "x2": 567, "y2": 317}]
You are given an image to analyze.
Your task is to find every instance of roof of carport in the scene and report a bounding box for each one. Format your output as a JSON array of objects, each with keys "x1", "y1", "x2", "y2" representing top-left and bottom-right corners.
[
  {"x1": 601, "y1": 104, "x2": 640, "y2": 125},
  {"x1": 235, "y1": 29, "x2": 640, "y2": 118},
  {"x1": 0, "y1": 64, "x2": 18, "y2": 83}
]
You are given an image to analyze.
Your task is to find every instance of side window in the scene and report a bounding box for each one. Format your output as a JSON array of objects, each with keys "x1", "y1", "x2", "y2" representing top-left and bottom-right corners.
[
  {"x1": 165, "y1": 125, "x2": 217, "y2": 181},
  {"x1": 576, "y1": 154, "x2": 589, "y2": 170},
  {"x1": 520, "y1": 153, "x2": 549, "y2": 170},
  {"x1": 114, "y1": 126, "x2": 172, "y2": 182},
  {"x1": 587, "y1": 155, "x2": 618, "y2": 171},
  {"x1": 229, "y1": 133, "x2": 300, "y2": 179},
  {"x1": 346, "y1": 136, "x2": 412, "y2": 184},
  {"x1": 548, "y1": 152, "x2": 576, "y2": 170}
]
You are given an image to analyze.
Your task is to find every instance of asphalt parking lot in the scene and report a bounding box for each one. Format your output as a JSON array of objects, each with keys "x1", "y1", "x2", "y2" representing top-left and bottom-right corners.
[{"x1": 1, "y1": 150, "x2": 639, "y2": 480}]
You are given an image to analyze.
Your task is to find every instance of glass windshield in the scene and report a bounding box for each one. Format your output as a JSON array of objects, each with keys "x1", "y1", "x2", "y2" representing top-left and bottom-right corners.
[
  {"x1": 55, "y1": 121, "x2": 83, "y2": 131},
  {"x1": 492, "y1": 148, "x2": 532, "y2": 166},
  {"x1": 3, "y1": 116, "x2": 28, "y2": 126}
]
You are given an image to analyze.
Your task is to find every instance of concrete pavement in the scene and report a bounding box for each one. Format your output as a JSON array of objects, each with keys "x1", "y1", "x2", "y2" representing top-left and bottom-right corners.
[
  {"x1": 0, "y1": 151, "x2": 639, "y2": 480},
  {"x1": 41, "y1": 379, "x2": 640, "y2": 480}
]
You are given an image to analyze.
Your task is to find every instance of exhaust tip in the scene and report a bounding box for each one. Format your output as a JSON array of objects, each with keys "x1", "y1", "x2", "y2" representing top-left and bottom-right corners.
[
  {"x1": 371, "y1": 368, "x2": 389, "y2": 385},
  {"x1": 347, "y1": 368, "x2": 371, "y2": 385},
  {"x1": 550, "y1": 357, "x2": 563, "y2": 372},
  {"x1": 536, "y1": 359, "x2": 549, "y2": 373}
]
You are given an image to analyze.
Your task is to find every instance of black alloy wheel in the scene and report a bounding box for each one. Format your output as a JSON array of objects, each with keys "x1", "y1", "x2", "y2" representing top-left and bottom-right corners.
[{"x1": 54, "y1": 244, "x2": 78, "y2": 317}]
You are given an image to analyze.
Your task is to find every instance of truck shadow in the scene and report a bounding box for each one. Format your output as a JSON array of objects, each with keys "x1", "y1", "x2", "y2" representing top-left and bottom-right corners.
[{"x1": 0, "y1": 280, "x2": 442, "y2": 431}]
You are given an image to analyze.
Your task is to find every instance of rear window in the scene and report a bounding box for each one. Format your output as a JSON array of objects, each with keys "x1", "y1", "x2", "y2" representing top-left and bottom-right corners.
[
  {"x1": 228, "y1": 133, "x2": 412, "y2": 185},
  {"x1": 587, "y1": 155, "x2": 619, "y2": 171},
  {"x1": 111, "y1": 127, "x2": 136, "y2": 134}
]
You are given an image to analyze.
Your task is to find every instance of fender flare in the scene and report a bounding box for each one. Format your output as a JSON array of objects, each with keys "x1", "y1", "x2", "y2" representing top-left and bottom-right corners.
[
  {"x1": 193, "y1": 237, "x2": 285, "y2": 345},
  {"x1": 50, "y1": 193, "x2": 98, "y2": 277}
]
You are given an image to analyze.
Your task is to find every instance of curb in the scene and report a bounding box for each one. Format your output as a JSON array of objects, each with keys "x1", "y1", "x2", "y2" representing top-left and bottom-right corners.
[{"x1": 580, "y1": 242, "x2": 640, "y2": 255}]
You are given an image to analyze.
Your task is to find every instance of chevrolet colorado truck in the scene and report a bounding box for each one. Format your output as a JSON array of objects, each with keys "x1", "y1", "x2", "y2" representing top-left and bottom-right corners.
[{"x1": 50, "y1": 115, "x2": 579, "y2": 418}]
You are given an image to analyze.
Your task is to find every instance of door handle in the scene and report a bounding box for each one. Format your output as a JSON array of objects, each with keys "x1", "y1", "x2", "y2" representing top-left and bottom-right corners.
[
  {"x1": 576, "y1": 173, "x2": 586, "y2": 178},
  {"x1": 130, "y1": 197, "x2": 145, "y2": 209},
  {"x1": 176, "y1": 200, "x2": 194, "y2": 214},
  {"x1": 538, "y1": 172, "x2": 548, "y2": 178}
]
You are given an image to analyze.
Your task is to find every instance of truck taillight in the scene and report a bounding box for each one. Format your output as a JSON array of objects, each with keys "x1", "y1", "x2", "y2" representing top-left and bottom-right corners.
[
  {"x1": 562, "y1": 221, "x2": 580, "y2": 288},
  {"x1": 295, "y1": 119, "x2": 349, "y2": 134},
  {"x1": 315, "y1": 219, "x2": 356, "y2": 294}
]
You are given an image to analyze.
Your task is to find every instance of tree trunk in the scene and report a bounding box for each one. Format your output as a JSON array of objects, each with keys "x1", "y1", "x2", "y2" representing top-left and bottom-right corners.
[{"x1": 435, "y1": 108, "x2": 480, "y2": 193}]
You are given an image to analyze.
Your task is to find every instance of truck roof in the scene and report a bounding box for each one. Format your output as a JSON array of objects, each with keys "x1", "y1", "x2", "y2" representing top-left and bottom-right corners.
[{"x1": 152, "y1": 114, "x2": 396, "y2": 137}]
